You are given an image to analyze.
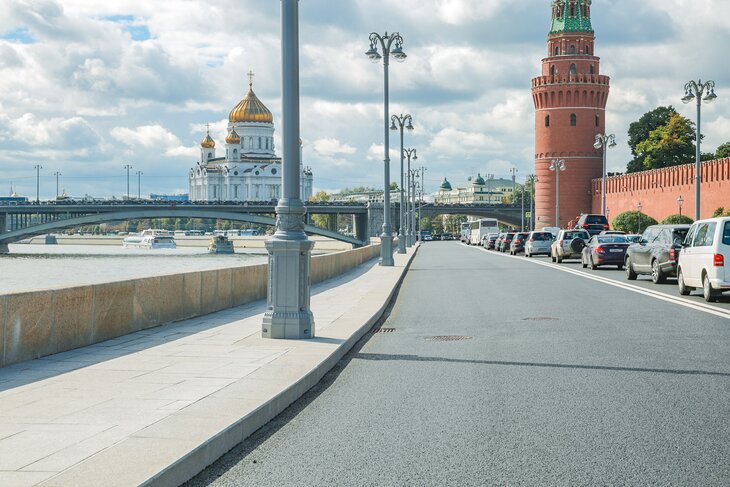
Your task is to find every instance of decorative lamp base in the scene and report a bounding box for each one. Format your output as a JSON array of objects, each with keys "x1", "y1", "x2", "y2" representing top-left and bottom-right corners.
[{"x1": 380, "y1": 234, "x2": 395, "y2": 266}]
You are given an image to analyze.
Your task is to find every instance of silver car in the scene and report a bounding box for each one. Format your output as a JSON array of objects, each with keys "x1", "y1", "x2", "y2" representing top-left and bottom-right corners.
[
  {"x1": 525, "y1": 231, "x2": 554, "y2": 257},
  {"x1": 550, "y1": 229, "x2": 590, "y2": 263}
]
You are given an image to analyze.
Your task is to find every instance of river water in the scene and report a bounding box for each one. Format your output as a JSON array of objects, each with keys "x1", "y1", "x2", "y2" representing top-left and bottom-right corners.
[{"x1": 0, "y1": 244, "x2": 271, "y2": 294}]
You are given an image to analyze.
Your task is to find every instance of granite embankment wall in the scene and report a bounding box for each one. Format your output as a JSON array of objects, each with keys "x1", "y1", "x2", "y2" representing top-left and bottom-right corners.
[{"x1": 0, "y1": 244, "x2": 381, "y2": 368}]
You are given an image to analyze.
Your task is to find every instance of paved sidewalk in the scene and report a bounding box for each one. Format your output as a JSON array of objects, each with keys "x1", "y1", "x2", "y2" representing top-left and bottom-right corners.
[{"x1": 0, "y1": 247, "x2": 417, "y2": 487}]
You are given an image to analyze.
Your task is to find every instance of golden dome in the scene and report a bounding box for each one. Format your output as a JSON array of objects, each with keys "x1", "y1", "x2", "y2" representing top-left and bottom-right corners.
[
  {"x1": 225, "y1": 127, "x2": 241, "y2": 144},
  {"x1": 200, "y1": 128, "x2": 215, "y2": 149},
  {"x1": 229, "y1": 80, "x2": 273, "y2": 124}
]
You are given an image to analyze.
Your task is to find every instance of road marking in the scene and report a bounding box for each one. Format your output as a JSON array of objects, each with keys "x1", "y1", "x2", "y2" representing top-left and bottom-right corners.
[{"x1": 465, "y1": 244, "x2": 730, "y2": 321}]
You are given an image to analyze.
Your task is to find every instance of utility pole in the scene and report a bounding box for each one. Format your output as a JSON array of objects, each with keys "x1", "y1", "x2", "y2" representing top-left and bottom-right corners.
[
  {"x1": 124, "y1": 164, "x2": 132, "y2": 200},
  {"x1": 53, "y1": 171, "x2": 61, "y2": 199},
  {"x1": 34, "y1": 164, "x2": 43, "y2": 203},
  {"x1": 136, "y1": 171, "x2": 143, "y2": 200}
]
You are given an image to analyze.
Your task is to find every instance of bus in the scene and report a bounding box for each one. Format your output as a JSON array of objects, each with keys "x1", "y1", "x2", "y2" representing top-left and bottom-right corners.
[
  {"x1": 460, "y1": 223, "x2": 471, "y2": 244},
  {"x1": 470, "y1": 219, "x2": 500, "y2": 246}
]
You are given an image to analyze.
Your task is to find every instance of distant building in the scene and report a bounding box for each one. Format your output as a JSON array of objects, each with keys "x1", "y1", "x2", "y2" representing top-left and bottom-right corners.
[
  {"x1": 150, "y1": 194, "x2": 189, "y2": 202},
  {"x1": 1, "y1": 185, "x2": 27, "y2": 203},
  {"x1": 330, "y1": 190, "x2": 400, "y2": 204},
  {"x1": 188, "y1": 74, "x2": 313, "y2": 202},
  {"x1": 434, "y1": 175, "x2": 516, "y2": 204}
]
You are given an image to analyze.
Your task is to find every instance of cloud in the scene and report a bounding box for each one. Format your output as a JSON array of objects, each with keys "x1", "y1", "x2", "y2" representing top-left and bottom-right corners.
[
  {"x1": 312, "y1": 138, "x2": 356, "y2": 158},
  {"x1": 111, "y1": 123, "x2": 196, "y2": 158}
]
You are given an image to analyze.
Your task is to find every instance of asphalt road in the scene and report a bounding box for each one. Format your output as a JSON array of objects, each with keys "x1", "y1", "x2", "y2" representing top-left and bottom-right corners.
[{"x1": 187, "y1": 242, "x2": 730, "y2": 486}]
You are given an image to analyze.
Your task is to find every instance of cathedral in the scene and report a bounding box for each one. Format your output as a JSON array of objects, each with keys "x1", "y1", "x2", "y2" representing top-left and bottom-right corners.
[{"x1": 188, "y1": 74, "x2": 313, "y2": 202}]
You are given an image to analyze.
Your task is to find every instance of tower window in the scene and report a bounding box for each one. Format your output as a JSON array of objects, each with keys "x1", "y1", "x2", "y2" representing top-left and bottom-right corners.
[
  {"x1": 570, "y1": 63, "x2": 577, "y2": 76},
  {"x1": 595, "y1": 115, "x2": 600, "y2": 127},
  {"x1": 545, "y1": 115, "x2": 550, "y2": 127},
  {"x1": 554, "y1": 46, "x2": 560, "y2": 56},
  {"x1": 569, "y1": 45, "x2": 576, "y2": 54},
  {"x1": 570, "y1": 114, "x2": 577, "y2": 126},
  {"x1": 258, "y1": 137, "x2": 262, "y2": 149},
  {"x1": 589, "y1": 65, "x2": 594, "y2": 75},
  {"x1": 550, "y1": 65, "x2": 556, "y2": 77},
  {"x1": 570, "y1": 5, "x2": 575, "y2": 17}
]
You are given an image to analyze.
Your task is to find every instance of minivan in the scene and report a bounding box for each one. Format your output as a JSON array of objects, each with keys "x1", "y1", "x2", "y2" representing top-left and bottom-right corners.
[{"x1": 677, "y1": 217, "x2": 730, "y2": 302}]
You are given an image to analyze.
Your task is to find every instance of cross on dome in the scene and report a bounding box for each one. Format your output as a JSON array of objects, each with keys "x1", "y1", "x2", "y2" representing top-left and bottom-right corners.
[{"x1": 247, "y1": 70, "x2": 255, "y2": 88}]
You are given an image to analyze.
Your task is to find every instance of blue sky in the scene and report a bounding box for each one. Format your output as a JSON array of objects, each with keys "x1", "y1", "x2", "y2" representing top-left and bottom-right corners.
[{"x1": 0, "y1": 0, "x2": 729, "y2": 199}]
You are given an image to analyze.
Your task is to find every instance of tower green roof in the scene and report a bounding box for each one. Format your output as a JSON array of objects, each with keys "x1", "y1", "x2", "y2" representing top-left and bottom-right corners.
[
  {"x1": 439, "y1": 178, "x2": 452, "y2": 191},
  {"x1": 473, "y1": 174, "x2": 486, "y2": 186},
  {"x1": 550, "y1": 0, "x2": 593, "y2": 35}
]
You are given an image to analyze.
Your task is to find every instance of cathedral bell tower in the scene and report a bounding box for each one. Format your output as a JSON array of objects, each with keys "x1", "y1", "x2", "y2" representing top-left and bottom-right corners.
[{"x1": 532, "y1": 0, "x2": 610, "y2": 228}]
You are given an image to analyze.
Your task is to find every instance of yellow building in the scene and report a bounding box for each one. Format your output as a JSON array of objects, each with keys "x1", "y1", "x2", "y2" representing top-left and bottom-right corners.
[{"x1": 434, "y1": 174, "x2": 516, "y2": 204}]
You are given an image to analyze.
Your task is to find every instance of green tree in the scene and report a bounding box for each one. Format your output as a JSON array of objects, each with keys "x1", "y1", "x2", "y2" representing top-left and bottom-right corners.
[
  {"x1": 308, "y1": 190, "x2": 331, "y2": 229},
  {"x1": 612, "y1": 211, "x2": 658, "y2": 234},
  {"x1": 715, "y1": 142, "x2": 730, "y2": 159},
  {"x1": 661, "y1": 214, "x2": 693, "y2": 225},
  {"x1": 389, "y1": 182, "x2": 399, "y2": 191},
  {"x1": 506, "y1": 184, "x2": 533, "y2": 206},
  {"x1": 633, "y1": 113, "x2": 696, "y2": 171},
  {"x1": 712, "y1": 207, "x2": 726, "y2": 218}
]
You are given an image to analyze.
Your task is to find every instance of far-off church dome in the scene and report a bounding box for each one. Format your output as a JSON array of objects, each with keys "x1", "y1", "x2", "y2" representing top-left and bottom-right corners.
[{"x1": 229, "y1": 79, "x2": 274, "y2": 124}]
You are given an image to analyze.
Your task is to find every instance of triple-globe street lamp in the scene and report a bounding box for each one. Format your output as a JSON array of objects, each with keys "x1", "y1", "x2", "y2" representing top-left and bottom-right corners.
[
  {"x1": 594, "y1": 133, "x2": 617, "y2": 216},
  {"x1": 682, "y1": 79, "x2": 717, "y2": 220},
  {"x1": 366, "y1": 32, "x2": 407, "y2": 266},
  {"x1": 549, "y1": 159, "x2": 566, "y2": 228},
  {"x1": 404, "y1": 148, "x2": 418, "y2": 246},
  {"x1": 391, "y1": 114, "x2": 413, "y2": 254}
]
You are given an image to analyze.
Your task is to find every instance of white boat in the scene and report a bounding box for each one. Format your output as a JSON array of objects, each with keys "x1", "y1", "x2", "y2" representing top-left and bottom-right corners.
[
  {"x1": 123, "y1": 229, "x2": 177, "y2": 249},
  {"x1": 208, "y1": 235, "x2": 234, "y2": 254}
]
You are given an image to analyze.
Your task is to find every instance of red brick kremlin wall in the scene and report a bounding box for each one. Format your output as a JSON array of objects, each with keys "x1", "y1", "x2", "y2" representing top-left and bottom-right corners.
[{"x1": 591, "y1": 158, "x2": 730, "y2": 222}]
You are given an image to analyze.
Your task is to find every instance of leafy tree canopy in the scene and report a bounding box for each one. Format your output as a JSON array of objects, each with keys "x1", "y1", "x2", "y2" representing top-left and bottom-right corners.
[
  {"x1": 632, "y1": 113, "x2": 696, "y2": 172},
  {"x1": 716, "y1": 142, "x2": 730, "y2": 159},
  {"x1": 661, "y1": 214, "x2": 693, "y2": 225},
  {"x1": 611, "y1": 211, "x2": 658, "y2": 234}
]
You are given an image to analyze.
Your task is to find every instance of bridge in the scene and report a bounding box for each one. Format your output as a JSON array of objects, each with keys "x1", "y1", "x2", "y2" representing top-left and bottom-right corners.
[{"x1": 0, "y1": 201, "x2": 525, "y2": 252}]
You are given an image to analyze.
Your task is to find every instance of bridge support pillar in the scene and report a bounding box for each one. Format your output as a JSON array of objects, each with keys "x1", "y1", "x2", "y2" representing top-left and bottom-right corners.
[
  {"x1": 0, "y1": 213, "x2": 6, "y2": 234},
  {"x1": 328, "y1": 214, "x2": 338, "y2": 232},
  {"x1": 354, "y1": 213, "x2": 368, "y2": 245}
]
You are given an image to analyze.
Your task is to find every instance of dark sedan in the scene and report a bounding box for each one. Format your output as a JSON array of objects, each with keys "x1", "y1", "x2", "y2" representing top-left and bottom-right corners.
[
  {"x1": 498, "y1": 232, "x2": 516, "y2": 252},
  {"x1": 581, "y1": 235, "x2": 630, "y2": 270},
  {"x1": 509, "y1": 232, "x2": 530, "y2": 255},
  {"x1": 625, "y1": 224, "x2": 690, "y2": 283},
  {"x1": 486, "y1": 233, "x2": 499, "y2": 250}
]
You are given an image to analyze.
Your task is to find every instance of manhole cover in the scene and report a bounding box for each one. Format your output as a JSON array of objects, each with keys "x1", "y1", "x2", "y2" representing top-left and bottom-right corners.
[
  {"x1": 374, "y1": 327, "x2": 395, "y2": 333},
  {"x1": 522, "y1": 317, "x2": 559, "y2": 321},
  {"x1": 424, "y1": 336, "x2": 472, "y2": 342}
]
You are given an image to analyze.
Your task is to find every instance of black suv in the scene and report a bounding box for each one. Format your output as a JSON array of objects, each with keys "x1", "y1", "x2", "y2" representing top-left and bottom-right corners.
[
  {"x1": 575, "y1": 214, "x2": 610, "y2": 236},
  {"x1": 625, "y1": 224, "x2": 691, "y2": 283}
]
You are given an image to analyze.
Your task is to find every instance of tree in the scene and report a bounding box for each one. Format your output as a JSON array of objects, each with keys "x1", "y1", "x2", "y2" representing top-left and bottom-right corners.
[
  {"x1": 612, "y1": 211, "x2": 657, "y2": 234},
  {"x1": 633, "y1": 113, "x2": 696, "y2": 171},
  {"x1": 626, "y1": 106, "x2": 697, "y2": 173},
  {"x1": 308, "y1": 190, "x2": 331, "y2": 228},
  {"x1": 712, "y1": 207, "x2": 725, "y2": 218},
  {"x1": 716, "y1": 142, "x2": 730, "y2": 159},
  {"x1": 389, "y1": 182, "x2": 399, "y2": 191},
  {"x1": 661, "y1": 214, "x2": 693, "y2": 225},
  {"x1": 506, "y1": 184, "x2": 534, "y2": 206}
]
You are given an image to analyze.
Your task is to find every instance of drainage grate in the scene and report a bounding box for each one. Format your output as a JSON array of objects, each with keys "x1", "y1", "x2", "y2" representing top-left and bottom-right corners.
[
  {"x1": 522, "y1": 317, "x2": 560, "y2": 321},
  {"x1": 424, "y1": 335, "x2": 472, "y2": 342},
  {"x1": 374, "y1": 327, "x2": 396, "y2": 334}
]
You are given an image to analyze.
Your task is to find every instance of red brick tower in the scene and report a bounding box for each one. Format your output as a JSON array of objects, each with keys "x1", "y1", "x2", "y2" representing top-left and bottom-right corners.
[{"x1": 532, "y1": 0, "x2": 610, "y2": 228}]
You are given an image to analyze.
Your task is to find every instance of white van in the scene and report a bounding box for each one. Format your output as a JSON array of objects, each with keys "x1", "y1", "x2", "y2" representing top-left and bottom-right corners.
[{"x1": 677, "y1": 217, "x2": 730, "y2": 302}]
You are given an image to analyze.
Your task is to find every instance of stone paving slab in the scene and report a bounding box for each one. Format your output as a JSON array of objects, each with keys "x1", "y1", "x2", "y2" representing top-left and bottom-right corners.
[{"x1": 0, "y1": 247, "x2": 416, "y2": 487}]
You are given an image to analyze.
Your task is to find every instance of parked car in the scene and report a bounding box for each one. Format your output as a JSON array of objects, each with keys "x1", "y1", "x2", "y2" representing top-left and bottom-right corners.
[
  {"x1": 551, "y1": 229, "x2": 590, "y2": 262},
  {"x1": 509, "y1": 232, "x2": 530, "y2": 255},
  {"x1": 581, "y1": 234, "x2": 630, "y2": 270},
  {"x1": 498, "y1": 232, "x2": 516, "y2": 252},
  {"x1": 600, "y1": 230, "x2": 626, "y2": 236},
  {"x1": 442, "y1": 233, "x2": 454, "y2": 241},
  {"x1": 677, "y1": 217, "x2": 730, "y2": 302},
  {"x1": 575, "y1": 214, "x2": 610, "y2": 236},
  {"x1": 486, "y1": 233, "x2": 499, "y2": 250},
  {"x1": 432, "y1": 234, "x2": 442, "y2": 241},
  {"x1": 494, "y1": 233, "x2": 505, "y2": 251},
  {"x1": 625, "y1": 224, "x2": 690, "y2": 284},
  {"x1": 542, "y1": 227, "x2": 561, "y2": 238},
  {"x1": 525, "y1": 231, "x2": 554, "y2": 257}
]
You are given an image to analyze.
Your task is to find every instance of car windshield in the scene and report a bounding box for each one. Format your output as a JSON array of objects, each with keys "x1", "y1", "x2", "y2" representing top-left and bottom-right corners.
[
  {"x1": 532, "y1": 233, "x2": 552, "y2": 241},
  {"x1": 565, "y1": 232, "x2": 587, "y2": 239},
  {"x1": 585, "y1": 215, "x2": 608, "y2": 224},
  {"x1": 673, "y1": 229, "x2": 689, "y2": 243},
  {"x1": 723, "y1": 222, "x2": 730, "y2": 246},
  {"x1": 597, "y1": 236, "x2": 628, "y2": 244}
]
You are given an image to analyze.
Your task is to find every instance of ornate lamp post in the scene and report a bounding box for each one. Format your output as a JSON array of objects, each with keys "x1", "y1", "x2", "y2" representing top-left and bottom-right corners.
[
  {"x1": 53, "y1": 171, "x2": 61, "y2": 199},
  {"x1": 391, "y1": 114, "x2": 413, "y2": 254},
  {"x1": 594, "y1": 133, "x2": 617, "y2": 216},
  {"x1": 366, "y1": 32, "x2": 407, "y2": 266},
  {"x1": 404, "y1": 148, "x2": 418, "y2": 246},
  {"x1": 549, "y1": 159, "x2": 566, "y2": 227},
  {"x1": 682, "y1": 79, "x2": 717, "y2": 220},
  {"x1": 262, "y1": 0, "x2": 314, "y2": 339},
  {"x1": 637, "y1": 201, "x2": 643, "y2": 234},
  {"x1": 677, "y1": 195, "x2": 684, "y2": 218}
]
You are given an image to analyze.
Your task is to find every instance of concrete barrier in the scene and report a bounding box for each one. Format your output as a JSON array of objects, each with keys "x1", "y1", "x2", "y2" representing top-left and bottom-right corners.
[{"x1": 0, "y1": 244, "x2": 381, "y2": 368}]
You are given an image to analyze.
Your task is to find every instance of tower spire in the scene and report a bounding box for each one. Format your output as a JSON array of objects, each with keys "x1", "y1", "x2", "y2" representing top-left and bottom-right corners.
[{"x1": 551, "y1": 0, "x2": 593, "y2": 34}]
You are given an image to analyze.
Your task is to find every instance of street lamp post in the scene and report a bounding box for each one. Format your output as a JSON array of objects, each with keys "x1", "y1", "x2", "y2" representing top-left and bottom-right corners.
[
  {"x1": 366, "y1": 31, "x2": 407, "y2": 266},
  {"x1": 526, "y1": 174, "x2": 537, "y2": 231},
  {"x1": 549, "y1": 159, "x2": 566, "y2": 227},
  {"x1": 124, "y1": 164, "x2": 132, "y2": 200},
  {"x1": 677, "y1": 195, "x2": 684, "y2": 218},
  {"x1": 404, "y1": 148, "x2": 417, "y2": 246},
  {"x1": 391, "y1": 114, "x2": 413, "y2": 254},
  {"x1": 136, "y1": 171, "x2": 143, "y2": 200},
  {"x1": 682, "y1": 79, "x2": 718, "y2": 220},
  {"x1": 262, "y1": 0, "x2": 314, "y2": 340},
  {"x1": 34, "y1": 165, "x2": 43, "y2": 203},
  {"x1": 637, "y1": 202, "x2": 643, "y2": 234},
  {"x1": 53, "y1": 171, "x2": 61, "y2": 199},
  {"x1": 594, "y1": 133, "x2": 617, "y2": 216}
]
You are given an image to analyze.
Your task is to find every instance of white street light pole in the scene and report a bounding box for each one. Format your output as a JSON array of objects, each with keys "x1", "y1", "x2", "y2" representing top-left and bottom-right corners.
[
  {"x1": 549, "y1": 159, "x2": 566, "y2": 228},
  {"x1": 391, "y1": 114, "x2": 413, "y2": 254},
  {"x1": 404, "y1": 148, "x2": 417, "y2": 246},
  {"x1": 682, "y1": 79, "x2": 717, "y2": 220},
  {"x1": 594, "y1": 133, "x2": 617, "y2": 216}
]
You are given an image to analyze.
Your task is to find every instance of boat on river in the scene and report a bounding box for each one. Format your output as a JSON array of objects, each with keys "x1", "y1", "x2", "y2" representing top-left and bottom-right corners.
[
  {"x1": 208, "y1": 235, "x2": 234, "y2": 254},
  {"x1": 123, "y1": 229, "x2": 177, "y2": 249}
]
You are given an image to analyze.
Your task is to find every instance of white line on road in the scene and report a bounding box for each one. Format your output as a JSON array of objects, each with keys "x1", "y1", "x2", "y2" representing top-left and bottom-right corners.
[{"x1": 466, "y1": 245, "x2": 730, "y2": 321}]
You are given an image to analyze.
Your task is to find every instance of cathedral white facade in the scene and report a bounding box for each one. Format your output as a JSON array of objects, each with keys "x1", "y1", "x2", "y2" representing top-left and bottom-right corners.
[{"x1": 189, "y1": 78, "x2": 313, "y2": 202}]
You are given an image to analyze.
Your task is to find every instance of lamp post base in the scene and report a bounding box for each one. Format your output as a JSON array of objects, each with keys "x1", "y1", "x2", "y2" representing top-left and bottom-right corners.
[
  {"x1": 0, "y1": 243, "x2": 8, "y2": 254},
  {"x1": 397, "y1": 231, "x2": 406, "y2": 254},
  {"x1": 380, "y1": 234, "x2": 395, "y2": 266},
  {"x1": 262, "y1": 229, "x2": 315, "y2": 340},
  {"x1": 405, "y1": 230, "x2": 412, "y2": 248}
]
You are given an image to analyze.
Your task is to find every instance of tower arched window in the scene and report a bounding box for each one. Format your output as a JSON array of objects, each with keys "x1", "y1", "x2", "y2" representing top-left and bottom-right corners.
[
  {"x1": 570, "y1": 114, "x2": 577, "y2": 126},
  {"x1": 569, "y1": 45, "x2": 576, "y2": 54},
  {"x1": 249, "y1": 138, "x2": 254, "y2": 149},
  {"x1": 550, "y1": 65, "x2": 555, "y2": 77},
  {"x1": 595, "y1": 115, "x2": 600, "y2": 127},
  {"x1": 545, "y1": 115, "x2": 550, "y2": 127},
  {"x1": 233, "y1": 149, "x2": 238, "y2": 156},
  {"x1": 570, "y1": 5, "x2": 575, "y2": 17},
  {"x1": 589, "y1": 65, "x2": 594, "y2": 75},
  {"x1": 554, "y1": 46, "x2": 560, "y2": 56},
  {"x1": 258, "y1": 137, "x2": 262, "y2": 149},
  {"x1": 570, "y1": 64, "x2": 577, "y2": 76}
]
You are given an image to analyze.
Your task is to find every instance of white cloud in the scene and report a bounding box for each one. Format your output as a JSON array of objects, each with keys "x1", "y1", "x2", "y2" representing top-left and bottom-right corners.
[{"x1": 312, "y1": 138, "x2": 356, "y2": 158}]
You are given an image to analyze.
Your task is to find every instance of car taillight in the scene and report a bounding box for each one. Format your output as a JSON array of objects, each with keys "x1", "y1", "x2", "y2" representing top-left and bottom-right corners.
[
  {"x1": 669, "y1": 248, "x2": 676, "y2": 261},
  {"x1": 582, "y1": 224, "x2": 590, "y2": 229},
  {"x1": 603, "y1": 224, "x2": 610, "y2": 229},
  {"x1": 714, "y1": 254, "x2": 725, "y2": 267},
  {"x1": 515, "y1": 240, "x2": 522, "y2": 244},
  {"x1": 528, "y1": 238, "x2": 534, "y2": 242},
  {"x1": 595, "y1": 246, "x2": 606, "y2": 253}
]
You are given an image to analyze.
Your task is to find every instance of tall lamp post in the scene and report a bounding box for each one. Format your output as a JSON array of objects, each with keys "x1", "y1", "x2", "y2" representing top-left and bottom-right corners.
[
  {"x1": 549, "y1": 159, "x2": 566, "y2": 228},
  {"x1": 136, "y1": 171, "x2": 143, "y2": 200},
  {"x1": 366, "y1": 31, "x2": 407, "y2": 266},
  {"x1": 677, "y1": 195, "x2": 684, "y2": 218},
  {"x1": 637, "y1": 202, "x2": 643, "y2": 234},
  {"x1": 53, "y1": 171, "x2": 61, "y2": 200},
  {"x1": 526, "y1": 174, "x2": 537, "y2": 231},
  {"x1": 391, "y1": 114, "x2": 413, "y2": 254},
  {"x1": 404, "y1": 148, "x2": 417, "y2": 246},
  {"x1": 682, "y1": 79, "x2": 717, "y2": 220},
  {"x1": 594, "y1": 133, "x2": 617, "y2": 216},
  {"x1": 34, "y1": 164, "x2": 43, "y2": 203},
  {"x1": 123, "y1": 164, "x2": 132, "y2": 200},
  {"x1": 262, "y1": 0, "x2": 314, "y2": 339}
]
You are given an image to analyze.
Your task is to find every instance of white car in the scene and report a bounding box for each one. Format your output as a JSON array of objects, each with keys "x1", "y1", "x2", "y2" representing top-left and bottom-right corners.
[
  {"x1": 677, "y1": 217, "x2": 730, "y2": 302},
  {"x1": 525, "y1": 231, "x2": 554, "y2": 257},
  {"x1": 550, "y1": 229, "x2": 590, "y2": 263}
]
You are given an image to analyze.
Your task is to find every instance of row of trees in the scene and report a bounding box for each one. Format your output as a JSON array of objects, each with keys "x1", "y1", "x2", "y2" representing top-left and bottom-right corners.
[
  {"x1": 67, "y1": 218, "x2": 270, "y2": 235},
  {"x1": 611, "y1": 207, "x2": 730, "y2": 234},
  {"x1": 627, "y1": 106, "x2": 730, "y2": 173}
]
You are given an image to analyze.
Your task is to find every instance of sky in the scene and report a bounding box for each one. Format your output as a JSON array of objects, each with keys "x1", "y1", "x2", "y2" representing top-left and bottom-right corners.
[{"x1": 0, "y1": 0, "x2": 729, "y2": 200}]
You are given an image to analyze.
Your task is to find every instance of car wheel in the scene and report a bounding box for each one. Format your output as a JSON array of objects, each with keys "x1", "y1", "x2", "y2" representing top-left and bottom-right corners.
[
  {"x1": 678, "y1": 268, "x2": 692, "y2": 296},
  {"x1": 651, "y1": 260, "x2": 667, "y2": 284},
  {"x1": 582, "y1": 256, "x2": 588, "y2": 269},
  {"x1": 527, "y1": 252, "x2": 532, "y2": 258},
  {"x1": 626, "y1": 258, "x2": 637, "y2": 281},
  {"x1": 617, "y1": 264, "x2": 624, "y2": 270},
  {"x1": 556, "y1": 253, "x2": 563, "y2": 263},
  {"x1": 590, "y1": 256, "x2": 598, "y2": 270},
  {"x1": 703, "y1": 274, "x2": 719, "y2": 303},
  {"x1": 551, "y1": 252, "x2": 556, "y2": 263}
]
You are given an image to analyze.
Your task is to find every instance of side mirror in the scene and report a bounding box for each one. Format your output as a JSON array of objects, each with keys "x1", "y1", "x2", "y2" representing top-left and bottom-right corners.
[{"x1": 673, "y1": 237, "x2": 683, "y2": 247}]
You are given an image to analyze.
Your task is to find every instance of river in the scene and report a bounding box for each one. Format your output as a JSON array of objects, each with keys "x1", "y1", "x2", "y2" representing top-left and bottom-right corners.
[{"x1": 0, "y1": 244, "x2": 271, "y2": 294}]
